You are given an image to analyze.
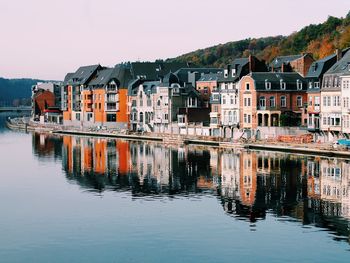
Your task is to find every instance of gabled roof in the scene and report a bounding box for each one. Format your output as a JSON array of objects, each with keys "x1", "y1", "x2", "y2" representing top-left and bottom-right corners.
[
  {"x1": 68, "y1": 64, "x2": 101, "y2": 85},
  {"x1": 63, "y1": 73, "x2": 74, "y2": 86},
  {"x1": 217, "y1": 58, "x2": 249, "y2": 82},
  {"x1": 88, "y1": 68, "x2": 115, "y2": 86},
  {"x1": 324, "y1": 48, "x2": 350, "y2": 75},
  {"x1": 270, "y1": 55, "x2": 303, "y2": 69},
  {"x1": 306, "y1": 53, "x2": 337, "y2": 79},
  {"x1": 249, "y1": 72, "x2": 307, "y2": 91}
]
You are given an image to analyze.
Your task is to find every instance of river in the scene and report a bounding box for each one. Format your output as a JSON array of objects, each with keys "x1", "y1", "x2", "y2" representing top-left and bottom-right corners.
[{"x1": 0, "y1": 113, "x2": 349, "y2": 262}]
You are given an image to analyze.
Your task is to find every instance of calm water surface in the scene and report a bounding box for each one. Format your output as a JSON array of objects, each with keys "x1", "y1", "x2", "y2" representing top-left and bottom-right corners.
[{"x1": 0, "y1": 113, "x2": 349, "y2": 263}]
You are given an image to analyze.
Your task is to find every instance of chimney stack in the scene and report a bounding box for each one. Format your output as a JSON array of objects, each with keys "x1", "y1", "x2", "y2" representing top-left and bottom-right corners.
[{"x1": 335, "y1": 49, "x2": 342, "y2": 61}]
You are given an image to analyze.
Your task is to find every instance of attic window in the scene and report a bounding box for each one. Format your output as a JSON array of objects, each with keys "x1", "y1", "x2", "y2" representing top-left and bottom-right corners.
[
  {"x1": 265, "y1": 80, "x2": 271, "y2": 90},
  {"x1": 280, "y1": 79, "x2": 286, "y2": 90},
  {"x1": 297, "y1": 80, "x2": 303, "y2": 90},
  {"x1": 224, "y1": 69, "x2": 228, "y2": 78}
]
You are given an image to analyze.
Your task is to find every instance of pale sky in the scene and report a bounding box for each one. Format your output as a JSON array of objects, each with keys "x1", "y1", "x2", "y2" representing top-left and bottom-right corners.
[{"x1": 0, "y1": 0, "x2": 349, "y2": 80}]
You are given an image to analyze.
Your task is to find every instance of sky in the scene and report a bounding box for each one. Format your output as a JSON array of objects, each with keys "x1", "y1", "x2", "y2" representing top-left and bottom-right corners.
[{"x1": 0, "y1": 0, "x2": 349, "y2": 80}]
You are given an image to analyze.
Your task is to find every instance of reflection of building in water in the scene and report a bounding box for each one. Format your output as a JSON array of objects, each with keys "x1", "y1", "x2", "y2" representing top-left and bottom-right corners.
[
  {"x1": 240, "y1": 151, "x2": 257, "y2": 206},
  {"x1": 312, "y1": 158, "x2": 350, "y2": 220},
  {"x1": 32, "y1": 134, "x2": 350, "y2": 242},
  {"x1": 32, "y1": 133, "x2": 62, "y2": 158},
  {"x1": 62, "y1": 136, "x2": 130, "y2": 177},
  {"x1": 220, "y1": 150, "x2": 240, "y2": 199}
]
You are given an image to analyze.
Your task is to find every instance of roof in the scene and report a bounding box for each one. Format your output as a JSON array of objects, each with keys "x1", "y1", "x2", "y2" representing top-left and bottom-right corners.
[
  {"x1": 130, "y1": 61, "x2": 188, "y2": 80},
  {"x1": 68, "y1": 64, "x2": 101, "y2": 85},
  {"x1": 306, "y1": 53, "x2": 337, "y2": 80},
  {"x1": 270, "y1": 54, "x2": 303, "y2": 69},
  {"x1": 174, "y1": 68, "x2": 221, "y2": 85},
  {"x1": 249, "y1": 72, "x2": 307, "y2": 91},
  {"x1": 217, "y1": 58, "x2": 249, "y2": 82},
  {"x1": 324, "y1": 49, "x2": 350, "y2": 75},
  {"x1": 63, "y1": 73, "x2": 74, "y2": 86},
  {"x1": 88, "y1": 68, "x2": 115, "y2": 86},
  {"x1": 197, "y1": 73, "x2": 220, "y2": 82}
]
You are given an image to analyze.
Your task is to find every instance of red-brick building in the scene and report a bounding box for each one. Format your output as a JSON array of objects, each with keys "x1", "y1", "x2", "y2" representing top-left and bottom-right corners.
[{"x1": 239, "y1": 72, "x2": 308, "y2": 132}]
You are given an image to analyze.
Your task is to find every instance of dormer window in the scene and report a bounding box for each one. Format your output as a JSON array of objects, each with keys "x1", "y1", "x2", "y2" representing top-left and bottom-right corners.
[
  {"x1": 232, "y1": 68, "x2": 236, "y2": 77},
  {"x1": 280, "y1": 79, "x2": 286, "y2": 90},
  {"x1": 297, "y1": 80, "x2": 303, "y2": 90},
  {"x1": 265, "y1": 80, "x2": 271, "y2": 90},
  {"x1": 309, "y1": 82, "x2": 313, "y2": 89},
  {"x1": 224, "y1": 69, "x2": 228, "y2": 78}
]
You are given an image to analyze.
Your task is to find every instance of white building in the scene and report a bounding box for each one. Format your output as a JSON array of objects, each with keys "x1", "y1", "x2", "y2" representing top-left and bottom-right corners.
[{"x1": 341, "y1": 74, "x2": 350, "y2": 135}]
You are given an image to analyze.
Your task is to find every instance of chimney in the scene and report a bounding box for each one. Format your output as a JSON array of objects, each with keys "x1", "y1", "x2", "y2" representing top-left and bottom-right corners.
[
  {"x1": 249, "y1": 55, "x2": 256, "y2": 72},
  {"x1": 335, "y1": 49, "x2": 342, "y2": 61},
  {"x1": 281, "y1": 63, "x2": 285, "y2": 73}
]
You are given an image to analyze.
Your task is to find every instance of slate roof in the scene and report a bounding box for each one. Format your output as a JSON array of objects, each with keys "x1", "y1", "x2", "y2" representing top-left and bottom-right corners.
[
  {"x1": 270, "y1": 55, "x2": 303, "y2": 69},
  {"x1": 68, "y1": 64, "x2": 101, "y2": 85},
  {"x1": 250, "y1": 72, "x2": 307, "y2": 91},
  {"x1": 88, "y1": 68, "x2": 115, "y2": 86},
  {"x1": 217, "y1": 58, "x2": 249, "y2": 82},
  {"x1": 174, "y1": 68, "x2": 221, "y2": 85},
  {"x1": 130, "y1": 61, "x2": 188, "y2": 80},
  {"x1": 324, "y1": 49, "x2": 350, "y2": 75},
  {"x1": 63, "y1": 73, "x2": 74, "y2": 86},
  {"x1": 197, "y1": 73, "x2": 220, "y2": 82},
  {"x1": 306, "y1": 54, "x2": 337, "y2": 80}
]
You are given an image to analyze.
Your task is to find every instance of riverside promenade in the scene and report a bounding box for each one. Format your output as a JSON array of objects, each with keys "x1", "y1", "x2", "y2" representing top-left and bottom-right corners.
[{"x1": 6, "y1": 117, "x2": 350, "y2": 158}]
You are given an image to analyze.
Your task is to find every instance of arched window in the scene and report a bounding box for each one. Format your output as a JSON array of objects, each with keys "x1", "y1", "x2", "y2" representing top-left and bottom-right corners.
[{"x1": 139, "y1": 112, "x2": 144, "y2": 123}]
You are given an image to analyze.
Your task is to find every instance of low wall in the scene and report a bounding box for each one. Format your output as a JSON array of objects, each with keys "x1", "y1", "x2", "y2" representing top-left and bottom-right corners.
[
  {"x1": 63, "y1": 120, "x2": 127, "y2": 129},
  {"x1": 256, "y1": 127, "x2": 308, "y2": 139}
]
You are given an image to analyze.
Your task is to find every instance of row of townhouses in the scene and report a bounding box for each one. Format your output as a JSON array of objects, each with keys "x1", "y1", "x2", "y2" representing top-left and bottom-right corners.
[{"x1": 31, "y1": 48, "x2": 350, "y2": 140}]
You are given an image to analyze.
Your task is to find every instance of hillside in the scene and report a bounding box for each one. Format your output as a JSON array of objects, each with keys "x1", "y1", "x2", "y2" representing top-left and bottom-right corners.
[
  {"x1": 168, "y1": 11, "x2": 350, "y2": 67},
  {"x1": 0, "y1": 78, "x2": 44, "y2": 106}
]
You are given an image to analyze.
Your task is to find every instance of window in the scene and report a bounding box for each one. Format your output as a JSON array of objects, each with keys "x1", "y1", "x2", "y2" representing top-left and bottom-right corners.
[
  {"x1": 315, "y1": 96, "x2": 320, "y2": 106},
  {"x1": 214, "y1": 105, "x2": 218, "y2": 112},
  {"x1": 344, "y1": 97, "x2": 350, "y2": 108},
  {"x1": 139, "y1": 112, "x2": 144, "y2": 123},
  {"x1": 76, "y1": 113, "x2": 80, "y2": 121},
  {"x1": 188, "y1": 97, "x2": 197, "y2": 107},
  {"x1": 270, "y1": 96, "x2": 275, "y2": 108},
  {"x1": 265, "y1": 80, "x2": 271, "y2": 90},
  {"x1": 164, "y1": 113, "x2": 168, "y2": 120},
  {"x1": 244, "y1": 97, "x2": 251, "y2": 107},
  {"x1": 259, "y1": 96, "x2": 266, "y2": 108},
  {"x1": 230, "y1": 96, "x2": 234, "y2": 104},
  {"x1": 309, "y1": 82, "x2": 313, "y2": 89},
  {"x1": 222, "y1": 96, "x2": 226, "y2": 104},
  {"x1": 228, "y1": 111, "x2": 233, "y2": 122},
  {"x1": 106, "y1": 113, "x2": 116, "y2": 122},
  {"x1": 280, "y1": 80, "x2": 286, "y2": 90},
  {"x1": 314, "y1": 82, "x2": 320, "y2": 88},
  {"x1": 245, "y1": 83, "x2": 250, "y2": 90},
  {"x1": 281, "y1": 96, "x2": 286, "y2": 107},
  {"x1": 309, "y1": 96, "x2": 313, "y2": 106},
  {"x1": 297, "y1": 80, "x2": 303, "y2": 90},
  {"x1": 297, "y1": 96, "x2": 303, "y2": 107}
]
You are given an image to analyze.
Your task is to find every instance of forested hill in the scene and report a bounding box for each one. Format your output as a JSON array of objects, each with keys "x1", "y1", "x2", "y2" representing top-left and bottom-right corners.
[
  {"x1": 168, "y1": 12, "x2": 350, "y2": 67},
  {"x1": 0, "y1": 78, "x2": 44, "y2": 106}
]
